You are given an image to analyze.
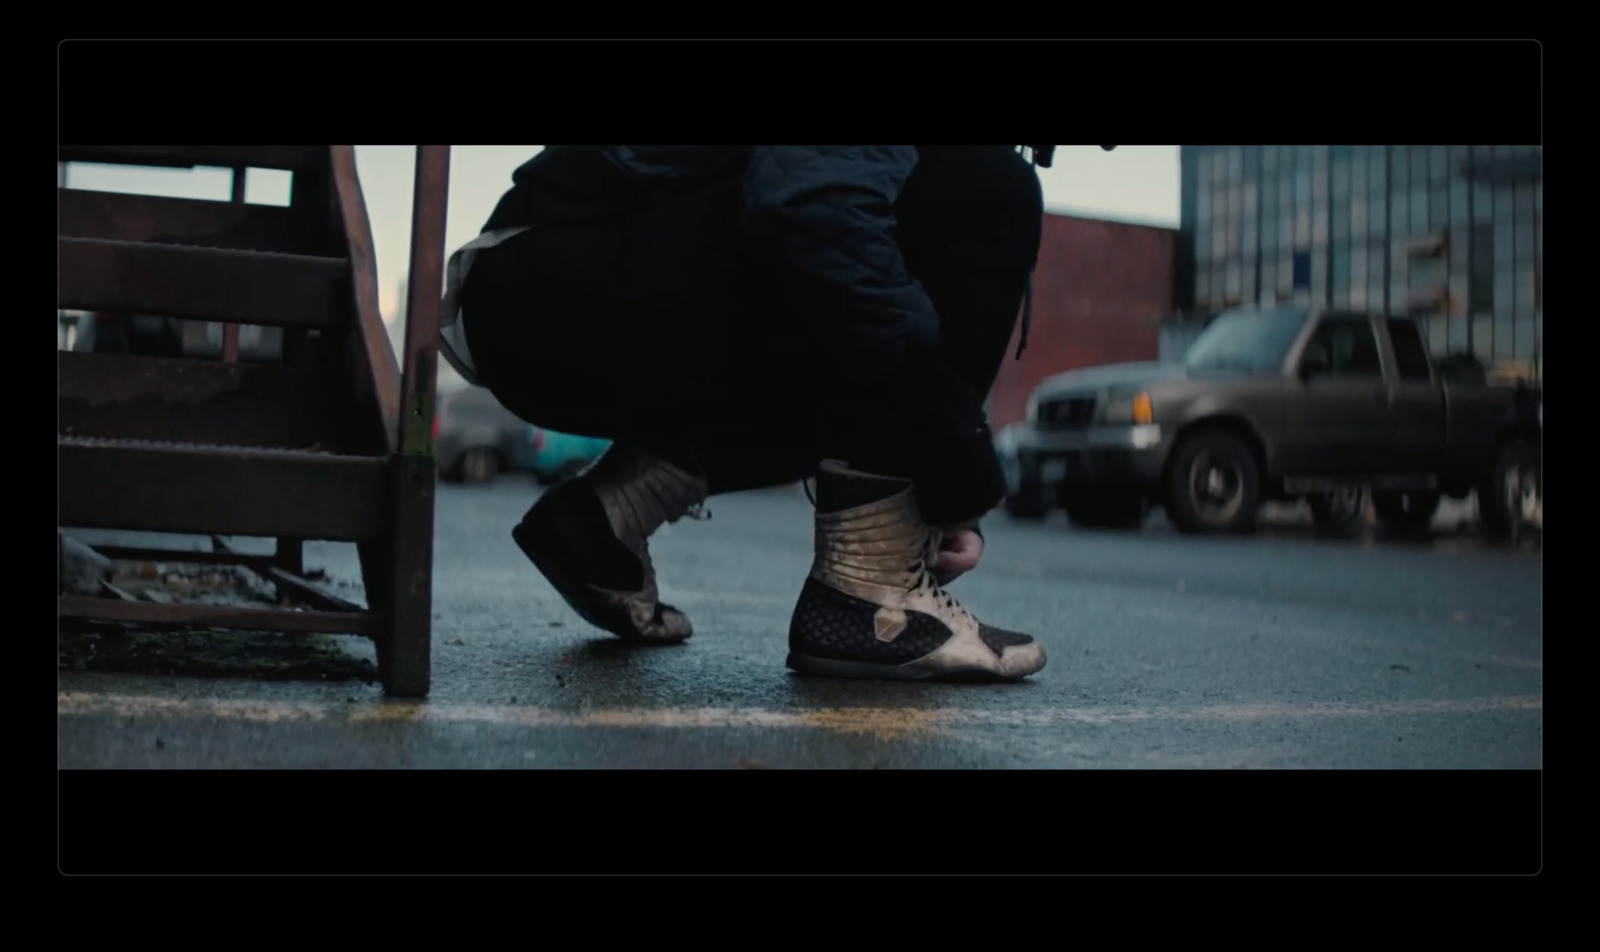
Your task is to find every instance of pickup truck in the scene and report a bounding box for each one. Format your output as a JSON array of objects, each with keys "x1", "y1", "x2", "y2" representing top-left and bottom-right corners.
[{"x1": 998, "y1": 304, "x2": 1542, "y2": 543}]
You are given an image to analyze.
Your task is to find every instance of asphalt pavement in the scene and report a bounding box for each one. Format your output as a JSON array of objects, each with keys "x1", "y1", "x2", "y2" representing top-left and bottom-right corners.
[{"x1": 57, "y1": 477, "x2": 1543, "y2": 769}]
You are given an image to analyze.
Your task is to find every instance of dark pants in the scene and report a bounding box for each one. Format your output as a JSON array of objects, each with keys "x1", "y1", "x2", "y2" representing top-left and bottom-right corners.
[{"x1": 460, "y1": 146, "x2": 1043, "y2": 497}]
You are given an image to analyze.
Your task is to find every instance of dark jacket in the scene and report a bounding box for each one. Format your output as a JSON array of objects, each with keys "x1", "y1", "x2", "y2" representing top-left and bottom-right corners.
[{"x1": 481, "y1": 145, "x2": 1005, "y2": 525}]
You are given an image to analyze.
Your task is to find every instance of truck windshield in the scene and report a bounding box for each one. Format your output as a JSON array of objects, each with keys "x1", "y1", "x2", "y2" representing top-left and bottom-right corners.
[{"x1": 1184, "y1": 307, "x2": 1308, "y2": 373}]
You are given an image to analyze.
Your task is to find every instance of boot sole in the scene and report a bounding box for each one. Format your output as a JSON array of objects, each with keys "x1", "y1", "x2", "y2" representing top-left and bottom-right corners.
[
  {"x1": 785, "y1": 651, "x2": 1040, "y2": 683},
  {"x1": 512, "y1": 520, "x2": 689, "y2": 644}
]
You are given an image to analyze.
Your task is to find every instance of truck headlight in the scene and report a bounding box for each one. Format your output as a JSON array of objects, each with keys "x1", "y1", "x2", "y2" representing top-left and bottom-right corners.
[{"x1": 1103, "y1": 391, "x2": 1155, "y2": 426}]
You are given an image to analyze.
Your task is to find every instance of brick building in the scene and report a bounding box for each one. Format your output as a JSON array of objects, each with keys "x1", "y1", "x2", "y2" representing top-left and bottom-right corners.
[{"x1": 986, "y1": 212, "x2": 1178, "y2": 429}]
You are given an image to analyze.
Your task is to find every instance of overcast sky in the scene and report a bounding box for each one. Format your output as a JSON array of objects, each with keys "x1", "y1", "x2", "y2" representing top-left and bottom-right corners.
[{"x1": 61, "y1": 145, "x2": 1180, "y2": 325}]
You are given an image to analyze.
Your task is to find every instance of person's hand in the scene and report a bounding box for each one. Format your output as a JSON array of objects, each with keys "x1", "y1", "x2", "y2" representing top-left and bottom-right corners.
[{"x1": 932, "y1": 522, "x2": 984, "y2": 585}]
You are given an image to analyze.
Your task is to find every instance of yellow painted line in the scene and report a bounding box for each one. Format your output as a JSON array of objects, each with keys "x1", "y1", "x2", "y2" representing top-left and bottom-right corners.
[{"x1": 57, "y1": 691, "x2": 1541, "y2": 738}]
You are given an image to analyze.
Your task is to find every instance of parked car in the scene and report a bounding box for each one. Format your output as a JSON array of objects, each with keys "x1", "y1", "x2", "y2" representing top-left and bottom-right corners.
[
  {"x1": 434, "y1": 387, "x2": 612, "y2": 486},
  {"x1": 434, "y1": 387, "x2": 542, "y2": 484},
  {"x1": 526, "y1": 426, "x2": 611, "y2": 485},
  {"x1": 999, "y1": 304, "x2": 1542, "y2": 543}
]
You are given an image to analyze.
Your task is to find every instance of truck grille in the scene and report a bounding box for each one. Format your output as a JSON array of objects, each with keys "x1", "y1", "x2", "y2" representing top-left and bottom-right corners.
[{"x1": 1036, "y1": 397, "x2": 1095, "y2": 431}]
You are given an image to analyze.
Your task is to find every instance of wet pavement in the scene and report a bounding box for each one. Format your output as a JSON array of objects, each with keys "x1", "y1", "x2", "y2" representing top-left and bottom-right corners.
[{"x1": 57, "y1": 478, "x2": 1543, "y2": 769}]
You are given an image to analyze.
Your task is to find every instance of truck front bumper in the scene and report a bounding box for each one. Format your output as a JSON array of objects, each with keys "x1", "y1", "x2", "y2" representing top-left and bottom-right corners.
[{"x1": 1013, "y1": 424, "x2": 1170, "y2": 492}]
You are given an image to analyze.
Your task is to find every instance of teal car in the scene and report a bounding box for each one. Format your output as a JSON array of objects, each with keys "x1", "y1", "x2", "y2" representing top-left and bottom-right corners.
[{"x1": 512, "y1": 425, "x2": 611, "y2": 485}]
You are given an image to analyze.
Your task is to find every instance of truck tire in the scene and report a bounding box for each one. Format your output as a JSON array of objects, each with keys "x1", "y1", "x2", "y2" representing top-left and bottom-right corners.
[
  {"x1": 1061, "y1": 488, "x2": 1147, "y2": 529},
  {"x1": 1308, "y1": 486, "x2": 1368, "y2": 537},
  {"x1": 1372, "y1": 490, "x2": 1441, "y2": 535},
  {"x1": 1004, "y1": 479, "x2": 1050, "y2": 520},
  {"x1": 460, "y1": 448, "x2": 499, "y2": 485},
  {"x1": 1166, "y1": 429, "x2": 1261, "y2": 534},
  {"x1": 1480, "y1": 441, "x2": 1540, "y2": 546}
]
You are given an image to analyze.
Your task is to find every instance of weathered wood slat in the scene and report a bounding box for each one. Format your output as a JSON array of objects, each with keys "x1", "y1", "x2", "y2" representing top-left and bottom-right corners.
[
  {"x1": 57, "y1": 188, "x2": 314, "y2": 255},
  {"x1": 57, "y1": 438, "x2": 386, "y2": 541},
  {"x1": 58, "y1": 145, "x2": 323, "y2": 171},
  {"x1": 57, "y1": 351, "x2": 381, "y2": 455},
  {"x1": 57, "y1": 596, "x2": 374, "y2": 636},
  {"x1": 58, "y1": 237, "x2": 348, "y2": 329}
]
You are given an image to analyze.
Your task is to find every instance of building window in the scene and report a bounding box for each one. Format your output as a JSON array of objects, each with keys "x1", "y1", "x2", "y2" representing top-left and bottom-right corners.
[
  {"x1": 1449, "y1": 272, "x2": 1469, "y2": 318},
  {"x1": 1513, "y1": 310, "x2": 1535, "y2": 361},
  {"x1": 1472, "y1": 316, "x2": 1493, "y2": 362},
  {"x1": 1351, "y1": 196, "x2": 1369, "y2": 234},
  {"x1": 1431, "y1": 184, "x2": 1450, "y2": 230},
  {"x1": 1331, "y1": 245, "x2": 1351, "y2": 299},
  {"x1": 1494, "y1": 219, "x2": 1514, "y2": 265},
  {"x1": 1293, "y1": 249, "x2": 1312, "y2": 290},
  {"x1": 1473, "y1": 180, "x2": 1494, "y2": 224},
  {"x1": 1514, "y1": 265, "x2": 1536, "y2": 311},
  {"x1": 1513, "y1": 222, "x2": 1535, "y2": 264},
  {"x1": 1409, "y1": 185, "x2": 1429, "y2": 235},
  {"x1": 1495, "y1": 185, "x2": 1514, "y2": 223},
  {"x1": 1451, "y1": 180, "x2": 1471, "y2": 226},
  {"x1": 1433, "y1": 315, "x2": 1459, "y2": 355},
  {"x1": 1469, "y1": 224, "x2": 1495, "y2": 315},
  {"x1": 1450, "y1": 227, "x2": 1469, "y2": 270},
  {"x1": 1430, "y1": 145, "x2": 1450, "y2": 183},
  {"x1": 1494, "y1": 265, "x2": 1514, "y2": 314},
  {"x1": 1410, "y1": 147, "x2": 1430, "y2": 185}
]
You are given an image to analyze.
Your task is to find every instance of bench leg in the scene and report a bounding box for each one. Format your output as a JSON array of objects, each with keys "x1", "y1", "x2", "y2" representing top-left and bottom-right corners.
[{"x1": 361, "y1": 455, "x2": 435, "y2": 697}]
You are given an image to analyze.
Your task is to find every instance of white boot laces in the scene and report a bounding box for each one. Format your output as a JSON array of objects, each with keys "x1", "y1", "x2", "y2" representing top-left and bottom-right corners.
[{"x1": 905, "y1": 527, "x2": 973, "y2": 625}]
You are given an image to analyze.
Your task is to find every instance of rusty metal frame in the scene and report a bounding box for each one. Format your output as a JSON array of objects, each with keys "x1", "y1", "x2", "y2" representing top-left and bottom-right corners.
[{"x1": 57, "y1": 144, "x2": 450, "y2": 697}]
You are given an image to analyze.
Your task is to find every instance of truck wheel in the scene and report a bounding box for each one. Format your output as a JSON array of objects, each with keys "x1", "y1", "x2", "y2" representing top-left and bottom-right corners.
[
  {"x1": 1308, "y1": 485, "x2": 1368, "y2": 537},
  {"x1": 1372, "y1": 490, "x2": 1441, "y2": 535},
  {"x1": 1004, "y1": 479, "x2": 1050, "y2": 520},
  {"x1": 1062, "y1": 488, "x2": 1147, "y2": 529},
  {"x1": 1166, "y1": 429, "x2": 1261, "y2": 534},
  {"x1": 460, "y1": 448, "x2": 499, "y2": 485},
  {"x1": 1480, "y1": 442, "x2": 1540, "y2": 545}
]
